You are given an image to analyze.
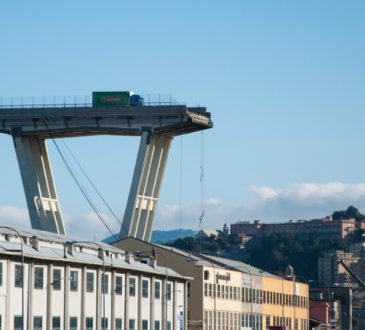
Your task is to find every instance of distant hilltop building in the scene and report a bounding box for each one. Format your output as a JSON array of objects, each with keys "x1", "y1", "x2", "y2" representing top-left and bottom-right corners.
[{"x1": 230, "y1": 216, "x2": 365, "y2": 243}]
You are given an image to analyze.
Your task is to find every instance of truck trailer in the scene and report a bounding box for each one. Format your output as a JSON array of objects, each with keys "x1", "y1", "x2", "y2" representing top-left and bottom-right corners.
[{"x1": 92, "y1": 91, "x2": 144, "y2": 107}]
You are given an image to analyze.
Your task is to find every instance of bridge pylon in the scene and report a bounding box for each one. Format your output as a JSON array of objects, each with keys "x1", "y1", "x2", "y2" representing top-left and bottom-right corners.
[{"x1": 0, "y1": 98, "x2": 212, "y2": 241}]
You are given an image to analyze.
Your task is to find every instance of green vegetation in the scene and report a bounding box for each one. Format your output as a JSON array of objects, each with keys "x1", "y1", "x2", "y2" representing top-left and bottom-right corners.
[
  {"x1": 166, "y1": 235, "x2": 229, "y2": 254},
  {"x1": 332, "y1": 205, "x2": 365, "y2": 221},
  {"x1": 245, "y1": 231, "x2": 345, "y2": 280}
]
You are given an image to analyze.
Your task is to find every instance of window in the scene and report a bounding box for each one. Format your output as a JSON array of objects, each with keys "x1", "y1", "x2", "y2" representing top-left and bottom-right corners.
[
  {"x1": 142, "y1": 320, "x2": 148, "y2": 330},
  {"x1": 14, "y1": 316, "x2": 23, "y2": 330},
  {"x1": 14, "y1": 265, "x2": 23, "y2": 288},
  {"x1": 52, "y1": 317, "x2": 61, "y2": 330},
  {"x1": 129, "y1": 319, "x2": 135, "y2": 330},
  {"x1": 101, "y1": 317, "x2": 108, "y2": 329},
  {"x1": 129, "y1": 278, "x2": 136, "y2": 296},
  {"x1": 142, "y1": 279, "x2": 149, "y2": 298},
  {"x1": 34, "y1": 316, "x2": 42, "y2": 330},
  {"x1": 155, "y1": 281, "x2": 161, "y2": 299},
  {"x1": 204, "y1": 283, "x2": 208, "y2": 296},
  {"x1": 34, "y1": 267, "x2": 44, "y2": 289},
  {"x1": 53, "y1": 269, "x2": 61, "y2": 290},
  {"x1": 167, "y1": 321, "x2": 171, "y2": 330},
  {"x1": 86, "y1": 317, "x2": 93, "y2": 330},
  {"x1": 0, "y1": 315, "x2": 2, "y2": 330},
  {"x1": 70, "y1": 317, "x2": 77, "y2": 330},
  {"x1": 115, "y1": 276, "x2": 123, "y2": 295},
  {"x1": 102, "y1": 274, "x2": 109, "y2": 294},
  {"x1": 0, "y1": 262, "x2": 3, "y2": 286},
  {"x1": 265, "y1": 315, "x2": 270, "y2": 330},
  {"x1": 167, "y1": 283, "x2": 172, "y2": 300},
  {"x1": 294, "y1": 319, "x2": 298, "y2": 330},
  {"x1": 86, "y1": 272, "x2": 94, "y2": 293},
  {"x1": 155, "y1": 320, "x2": 160, "y2": 330},
  {"x1": 115, "y1": 318, "x2": 122, "y2": 330},
  {"x1": 70, "y1": 271, "x2": 78, "y2": 292},
  {"x1": 204, "y1": 270, "x2": 210, "y2": 280}
]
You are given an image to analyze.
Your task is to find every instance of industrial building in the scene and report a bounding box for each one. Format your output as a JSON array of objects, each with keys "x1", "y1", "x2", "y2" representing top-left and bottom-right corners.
[
  {"x1": 113, "y1": 237, "x2": 309, "y2": 330},
  {"x1": 0, "y1": 227, "x2": 188, "y2": 330}
]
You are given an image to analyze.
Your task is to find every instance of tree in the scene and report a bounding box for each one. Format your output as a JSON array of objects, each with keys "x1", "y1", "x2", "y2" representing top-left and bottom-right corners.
[{"x1": 332, "y1": 205, "x2": 365, "y2": 221}]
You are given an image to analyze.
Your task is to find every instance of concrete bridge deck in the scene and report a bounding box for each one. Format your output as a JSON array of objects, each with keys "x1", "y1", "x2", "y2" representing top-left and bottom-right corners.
[{"x1": 0, "y1": 105, "x2": 212, "y2": 138}]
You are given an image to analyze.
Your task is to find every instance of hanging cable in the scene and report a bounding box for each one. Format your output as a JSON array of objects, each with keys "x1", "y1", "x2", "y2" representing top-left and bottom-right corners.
[
  {"x1": 44, "y1": 120, "x2": 132, "y2": 236},
  {"x1": 199, "y1": 131, "x2": 206, "y2": 253},
  {"x1": 43, "y1": 120, "x2": 119, "y2": 240},
  {"x1": 199, "y1": 131, "x2": 205, "y2": 227},
  {"x1": 179, "y1": 136, "x2": 183, "y2": 237},
  {"x1": 59, "y1": 139, "x2": 123, "y2": 226}
]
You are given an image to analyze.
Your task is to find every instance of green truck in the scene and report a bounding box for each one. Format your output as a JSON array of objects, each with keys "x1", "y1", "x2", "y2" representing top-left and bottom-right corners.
[{"x1": 92, "y1": 91, "x2": 144, "y2": 107}]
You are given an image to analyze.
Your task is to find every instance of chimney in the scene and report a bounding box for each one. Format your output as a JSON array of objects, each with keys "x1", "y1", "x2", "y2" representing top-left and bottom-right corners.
[
  {"x1": 30, "y1": 236, "x2": 39, "y2": 250},
  {"x1": 149, "y1": 256, "x2": 157, "y2": 268},
  {"x1": 125, "y1": 252, "x2": 132, "y2": 263}
]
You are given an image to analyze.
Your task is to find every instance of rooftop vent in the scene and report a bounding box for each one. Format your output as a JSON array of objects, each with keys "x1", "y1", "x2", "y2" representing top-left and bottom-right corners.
[{"x1": 30, "y1": 236, "x2": 39, "y2": 250}]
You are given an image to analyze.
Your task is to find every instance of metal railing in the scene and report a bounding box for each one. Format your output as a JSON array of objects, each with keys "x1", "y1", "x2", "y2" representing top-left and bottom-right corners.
[{"x1": 0, "y1": 94, "x2": 181, "y2": 109}]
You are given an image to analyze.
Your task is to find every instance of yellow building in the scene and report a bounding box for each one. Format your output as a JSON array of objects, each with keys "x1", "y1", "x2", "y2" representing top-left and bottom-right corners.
[{"x1": 113, "y1": 237, "x2": 309, "y2": 330}]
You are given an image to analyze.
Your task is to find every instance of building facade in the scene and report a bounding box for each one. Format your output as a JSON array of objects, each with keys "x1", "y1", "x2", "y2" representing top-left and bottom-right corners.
[
  {"x1": 318, "y1": 250, "x2": 359, "y2": 285},
  {"x1": 0, "y1": 227, "x2": 187, "y2": 330},
  {"x1": 231, "y1": 217, "x2": 363, "y2": 243},
  {"x1": 113, "y1": 237, "x2": 309, "y2": 330}
]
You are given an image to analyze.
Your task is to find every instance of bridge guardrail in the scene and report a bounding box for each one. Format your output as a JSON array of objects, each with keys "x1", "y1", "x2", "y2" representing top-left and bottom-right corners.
[{"x1": 0, "y1": 94, "x2": 181, "y2": 109}]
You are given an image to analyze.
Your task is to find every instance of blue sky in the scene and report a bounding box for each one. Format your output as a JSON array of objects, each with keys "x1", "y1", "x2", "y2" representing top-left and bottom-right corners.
[{"x1": 1, "y1": 1, "x2": 365, "y2": 239}]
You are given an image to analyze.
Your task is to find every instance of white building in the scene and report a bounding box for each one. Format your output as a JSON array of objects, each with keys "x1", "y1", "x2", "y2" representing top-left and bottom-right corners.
[{"x1": 0, "y1": 227, "x2": 188, "y2": 330}]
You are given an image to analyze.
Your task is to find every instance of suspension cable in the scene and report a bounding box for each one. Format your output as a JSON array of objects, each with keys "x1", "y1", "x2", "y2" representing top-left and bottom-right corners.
[
  {"x1": 59, "y1": 139, "x2": 123, "y2": 226},
  {"x1": 43, "y1": 120, "x2": 119, "y2": 240}
]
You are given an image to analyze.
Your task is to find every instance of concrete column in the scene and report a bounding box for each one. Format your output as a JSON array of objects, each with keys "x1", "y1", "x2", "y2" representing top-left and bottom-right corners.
[
  {"x1": 81, "y1": 266, "x2": 86, "y2": 330},
  {"x1": 5, "y1": 259, "x2": 11, "y2": 330},
  {"x1": 120, "y1": 132, "x2": 172, "y2": 241},
  {"x1": 96, "y1": 268, "x2": 102, "y2": 329},
  {"x1": 111, "y1": 270, "x2": 116, "y2": 330},
  {"x1": 173, "y1": 281, "x2": 177, "y2": 330},
  {"x1": 151, "y1": 277, "x2": 155, "y2": 330},
  {"x1": 163, "y1": 278, "x2": 167, "y2": 330},
  {"x1": 125, "y1": 273, "x2": 130, "y2": 330},
  {"x1": 27, "y1": 262, "x2": 33, "y2": 329},
  {"x1": 47, "y1": 264, "x2": 52, "y2": 330},
  {"x1": 64, "y1": 265, "x2": 70, "y2": 330},
  {"x1": 12, "y1": 135, "x2": 65, "y2": 234},
  {"x1": 138, "y1": 275, "x2": 142, "y2": 330}
]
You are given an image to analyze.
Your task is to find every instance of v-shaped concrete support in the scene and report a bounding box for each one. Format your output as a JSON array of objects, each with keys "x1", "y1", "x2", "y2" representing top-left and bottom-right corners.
[
  {"x1": 13, "y1": 135, "x2": 65, "y2": 234},
  {"x1": 120, "y1": 132, "x2": 172, "y2": 241}
]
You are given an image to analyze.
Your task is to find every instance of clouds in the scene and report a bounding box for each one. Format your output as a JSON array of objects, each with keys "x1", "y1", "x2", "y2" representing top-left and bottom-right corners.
[
  {"x1": 2, "y1": 182, "x2": 365, "y2": 239},
  {"x1": 0, "y1": 206, "x2": 30, "y2": 229},
  {"x1": 155, "y1": 182, "x2": 365, "y2": 230},
  {"x1": 0, "y1": 206, "x2": 113, "y2": 241}
]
